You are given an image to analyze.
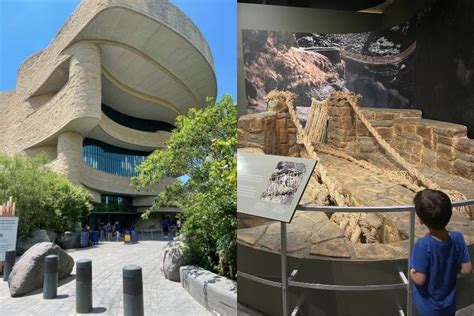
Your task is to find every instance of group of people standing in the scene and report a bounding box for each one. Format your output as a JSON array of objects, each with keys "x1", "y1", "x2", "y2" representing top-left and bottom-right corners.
[{"x1": 161, "y1": 216, "x2": 181, "y2": 239}]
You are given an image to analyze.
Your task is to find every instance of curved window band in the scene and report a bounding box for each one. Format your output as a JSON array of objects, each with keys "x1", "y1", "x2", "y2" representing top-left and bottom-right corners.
[
  {"x1": 82, "y1": 138, "x2": 151, "y2": 177},
  {"x1": 102, "y1": 104, "x2": 175, "y2": 133},
  {"x1": 93, "y1": 195, "x2": 136, "y2": 213}
]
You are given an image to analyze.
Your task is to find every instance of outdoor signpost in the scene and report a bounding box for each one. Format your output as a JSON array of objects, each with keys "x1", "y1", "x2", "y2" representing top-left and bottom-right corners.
[
  {"x1": 237, "y1": 152, "x2": 317, "y2": 316},
  {"x1": 0, "y1": 197, "x2": 18, "y2": 274}
]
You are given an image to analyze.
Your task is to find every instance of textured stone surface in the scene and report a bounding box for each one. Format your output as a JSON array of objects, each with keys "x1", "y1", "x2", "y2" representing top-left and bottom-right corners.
[
  {"x1": 238, "y1": 111, "x2": 299, "y2": 156},
  {"x1": 180, "y1": 265, "x2": 237, "y2": 316},
  {"x1": 8, "y1": 242, "x2": 74, "y2": 297},
  {"x1": 322, "y1": 96, "x2": 474, "y2": 181},
  {"x1": 309, "y1": 238, "x2": 351, "y2": 258},
  {"x1": 16, "y1": 230, "x2": 58, "y2": 255},
  {"x1": 160, "y1": 239, "x2": 186, "y2": 282}
]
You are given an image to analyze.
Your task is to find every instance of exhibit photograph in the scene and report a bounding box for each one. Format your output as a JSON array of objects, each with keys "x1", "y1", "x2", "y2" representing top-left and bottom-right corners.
[{"x1": 237, "y1": 0, "x2": 474, "y2": 315}]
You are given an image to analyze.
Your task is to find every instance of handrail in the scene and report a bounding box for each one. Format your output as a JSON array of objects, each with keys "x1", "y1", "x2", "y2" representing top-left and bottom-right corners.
[
  {"x1": 287, "y1": 269, "x2": 407, "y2": 291},
  {"x1": 237, "y1": 271, "x2": 282, "y2": 288},
  {"x1": 237, "y1": 198, "x2": 474, "y2": 316}
]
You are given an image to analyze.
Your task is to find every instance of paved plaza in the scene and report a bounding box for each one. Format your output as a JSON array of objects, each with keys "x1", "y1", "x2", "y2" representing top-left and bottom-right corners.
[{"x1": 0, "y1": 241, "x2": 211, "y2": 316}]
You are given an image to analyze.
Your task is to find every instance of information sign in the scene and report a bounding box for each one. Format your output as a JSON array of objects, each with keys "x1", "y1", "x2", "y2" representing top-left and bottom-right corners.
[
  {"x1": 0, "y1": 217, "x2": 19, "y2": 261},
  {"x1": 237, "y1": 152, "x2": 317, "y2": 223}
]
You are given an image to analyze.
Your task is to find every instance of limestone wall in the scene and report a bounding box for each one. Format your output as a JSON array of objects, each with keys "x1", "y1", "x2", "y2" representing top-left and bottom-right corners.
[
  {"x1": 325, "y1": 96, "x2": 474, "y2": 180},
  {"x1": 326, "y1": 96, "x2": 421, "y2": 154},
  {"x1": 393, "y1": 118, "x2": 473, "y2": 180},
  {"x1": 3, "y1": 41, "x2": 102, "y2": 155},
  {"x1": 99, "y1": 113, "x2": 171, "y2": 149},
  {"x1": 237, "y1": 111, "x2": 299, "y2": 156},
  {"x1": 13, "y1": 0, "x2": 213, "y2": 104},
  {"x1": 52, "y1": 131, "x2": 84, "y2": 184}
]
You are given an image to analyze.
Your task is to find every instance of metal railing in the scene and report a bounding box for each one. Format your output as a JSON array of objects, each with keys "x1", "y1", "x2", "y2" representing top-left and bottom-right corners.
[{"x1": 238, "y1": 198, "x2": 474, "y2": 316}]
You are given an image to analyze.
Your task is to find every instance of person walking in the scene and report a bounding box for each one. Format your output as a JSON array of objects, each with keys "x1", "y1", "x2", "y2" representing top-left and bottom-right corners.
[
  {"x1": 176, "y1": 219, "x2": 181, "y2": 235},
  {"x1": 161, "y1": 217, "x2": 169, "y2": 239}
]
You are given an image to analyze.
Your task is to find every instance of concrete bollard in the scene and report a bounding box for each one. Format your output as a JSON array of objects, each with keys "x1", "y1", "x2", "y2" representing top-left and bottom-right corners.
[
  {"x1": 43, "y1": 254, "x2": 58, "y2": 299},
  {"x1": 76, "y1": 259, "x2": 93, "y2": 313},
  {"x1": 123, "y1": 265, "x2": 144, "y2": 316},
  {"x1": 3, "y1": 249, "x2": 16, "y2": 281}
]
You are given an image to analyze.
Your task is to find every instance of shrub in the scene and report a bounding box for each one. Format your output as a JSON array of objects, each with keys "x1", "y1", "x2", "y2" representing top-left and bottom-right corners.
[
  {"x1": 0, "y1": 154, "x2": 92, "y2": 239},
  {"x1": 133, "y1": 95, "x2": 236, "y2": 278}
]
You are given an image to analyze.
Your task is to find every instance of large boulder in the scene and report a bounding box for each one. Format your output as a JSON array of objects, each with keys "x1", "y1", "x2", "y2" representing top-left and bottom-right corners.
[
  {"x1": 16, "y1": 230, "x2": 57, "y2": 255},
  {"x1": 8, "y1": 242, "x2": 74, "y2": 297},
  {"x1": 160, "y1": 239, "x2": 186, "y2": 282},
  {"x1": 57, "y1": 231, "x2": 81, "y2": 249}
]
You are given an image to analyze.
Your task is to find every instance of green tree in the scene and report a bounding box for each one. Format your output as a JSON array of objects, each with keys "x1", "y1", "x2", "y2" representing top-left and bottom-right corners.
[
  {"x1": 0, "y1": 154, "x2": 92, "y2": 239},
  {"x1": 133, "y1": 95, "x2": 236, "y2": 278}
]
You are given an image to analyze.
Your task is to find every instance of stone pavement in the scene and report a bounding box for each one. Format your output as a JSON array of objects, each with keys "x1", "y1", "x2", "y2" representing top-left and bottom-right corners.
[{"x1": 0, "y1": 241, "x2": 211, "y2": 316}]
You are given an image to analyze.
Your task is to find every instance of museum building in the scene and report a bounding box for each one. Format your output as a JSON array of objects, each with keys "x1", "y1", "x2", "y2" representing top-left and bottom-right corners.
[{"x1": 0, "y1": 0, "x2": 216, "y2": 230}]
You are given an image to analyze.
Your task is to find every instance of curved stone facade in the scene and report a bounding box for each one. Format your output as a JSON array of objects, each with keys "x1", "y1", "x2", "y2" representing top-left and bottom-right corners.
[
  {"x1": 96, "y1": 113, "x2": 171, "y2": 150},
  {"x1": 0, "y1": 0, "x2": 216, "y2": 216}
]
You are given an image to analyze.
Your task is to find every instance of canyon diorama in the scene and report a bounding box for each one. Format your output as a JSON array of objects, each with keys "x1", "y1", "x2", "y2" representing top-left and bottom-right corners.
[
  {"x1": 239, "y1": 0, "x2": 473, "y2": 259},
  {"x1": 237, "y1": 1, "x2": 473, "y2": 314}
]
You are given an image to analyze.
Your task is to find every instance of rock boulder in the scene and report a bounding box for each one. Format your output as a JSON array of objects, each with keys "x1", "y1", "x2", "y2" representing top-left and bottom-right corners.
[
  {"x1": 57, "y1": 231, "x2": 81, "y2": 249},
  {"x1": 16, "y1": 230, "x2": 57, "y2": 255},
  {"x1": 160, "y1": 239, "x2": 186, "y2": 282},
  {"x1": 8, "y1": 242, "x2": 74, "y2": 297}
]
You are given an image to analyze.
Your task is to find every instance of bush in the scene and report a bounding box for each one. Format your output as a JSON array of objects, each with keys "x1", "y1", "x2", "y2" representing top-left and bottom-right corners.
[
  {"x1": 133, "y1": 95, "x2": 236, "y2": 278},
  {"x1": 0, "y1": 154, "x2": 92, "y2": 239}
]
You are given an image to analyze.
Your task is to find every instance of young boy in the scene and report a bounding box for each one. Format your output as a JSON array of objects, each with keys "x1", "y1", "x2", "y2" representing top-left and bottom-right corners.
[{"x1": 410, "y1": 189, "x2": 472, "y2": 316}]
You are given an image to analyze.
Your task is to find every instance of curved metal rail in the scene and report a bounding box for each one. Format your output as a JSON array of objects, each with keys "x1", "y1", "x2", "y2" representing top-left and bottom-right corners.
[{"x1": 237, "y1": 198, "x2": 474, "y2": 316}]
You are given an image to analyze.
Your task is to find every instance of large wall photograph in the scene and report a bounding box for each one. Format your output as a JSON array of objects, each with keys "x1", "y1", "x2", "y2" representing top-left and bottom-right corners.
[{"x1": 241, "y1": 0, "x2": 474, "y2": 137}]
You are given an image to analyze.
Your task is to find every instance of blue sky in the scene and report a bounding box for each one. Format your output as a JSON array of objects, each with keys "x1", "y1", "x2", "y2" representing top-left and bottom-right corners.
[{"x1": 0, "y1": 0, "x2": 236, "y2": 102}]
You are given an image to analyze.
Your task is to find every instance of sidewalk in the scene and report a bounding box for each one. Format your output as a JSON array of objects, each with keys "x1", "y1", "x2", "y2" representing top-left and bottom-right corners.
[{"x1": 0, "y1": 241, "x2": 211, "y2": 316}]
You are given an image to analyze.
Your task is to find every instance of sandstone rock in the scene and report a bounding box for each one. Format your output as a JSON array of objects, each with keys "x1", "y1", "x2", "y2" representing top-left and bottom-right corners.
[
  {"x1": 8, "y1": 242, "x2": 74, "y2": 297},
  {"x1": 310, "y1": 238, "x2": 351, "y2": 258},
  {"x1": 160, "y1": 240, "x2": 187, "y2": 282},
  {"x1": 16, "y1": 230, "x2": 57, "y2": 255}
]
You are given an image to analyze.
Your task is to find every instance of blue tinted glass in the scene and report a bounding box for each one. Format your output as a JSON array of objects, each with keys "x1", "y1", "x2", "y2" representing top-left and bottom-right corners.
[
  {"x1": 82, "y1": 138, "x2": 151, "y2": 177},
  {"x1": 93, "y1": 194, "x2": 135, "y2": 213}
]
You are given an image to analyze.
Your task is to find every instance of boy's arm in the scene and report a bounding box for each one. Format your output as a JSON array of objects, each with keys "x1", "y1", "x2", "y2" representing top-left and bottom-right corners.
[
  {"x1": 460, "y1": 261, "x2": 472, "y2": 275},
  {"x1": 410, "y1": 268, "x2": 426, "y2": 285},
  {"x1": 456, "y1": 232, "x2": 472, "y2": 275},
  {"x1": 409, "y1": 239, "x2": 429, "y2": 286}
]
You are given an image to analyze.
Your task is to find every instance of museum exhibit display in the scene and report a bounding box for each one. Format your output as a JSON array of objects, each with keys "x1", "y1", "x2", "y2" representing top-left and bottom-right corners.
[{"x1": 237, "y1": 0, "x2": 474, "y2": 315}]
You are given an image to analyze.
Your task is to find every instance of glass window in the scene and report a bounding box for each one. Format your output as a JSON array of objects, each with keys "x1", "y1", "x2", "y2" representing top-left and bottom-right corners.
[
  {"x1": 102, "y1": 104, "x2": 175, "y2": 132},
  {"x1": 82, "y1": 138, "x2": 151, "y2": 177},
  {"x1": 93, "y1": 194, "x2": 135, "y2": 213}
]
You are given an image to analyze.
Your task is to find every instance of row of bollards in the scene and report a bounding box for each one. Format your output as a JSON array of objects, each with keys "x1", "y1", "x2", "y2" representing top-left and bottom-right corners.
[
  {"x1": 39, "y1": 255, "x2": 144, "y2": 315},
  {"x1": 3, "y1": 250, "x2": 143, "y2": 315}
]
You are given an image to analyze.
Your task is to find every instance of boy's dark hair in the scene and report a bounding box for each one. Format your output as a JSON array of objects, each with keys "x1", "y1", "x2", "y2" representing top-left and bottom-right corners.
[{"x1": 413, "y1": 189, "x2": 452, "y2": 230}]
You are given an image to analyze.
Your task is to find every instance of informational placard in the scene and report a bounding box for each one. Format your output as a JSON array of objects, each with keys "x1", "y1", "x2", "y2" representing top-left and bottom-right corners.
[
  {"x1": 238, "y1": 152, "x2": 317, "y2": 223},
  {"x1": 0, "y1": 217, "x2": 19, "y2": 261}
]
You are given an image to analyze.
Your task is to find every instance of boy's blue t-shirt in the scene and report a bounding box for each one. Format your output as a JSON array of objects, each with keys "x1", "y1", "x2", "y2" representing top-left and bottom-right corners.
[{"x1": 410, "y1": 231, "x2": 471, "y2": 316}]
